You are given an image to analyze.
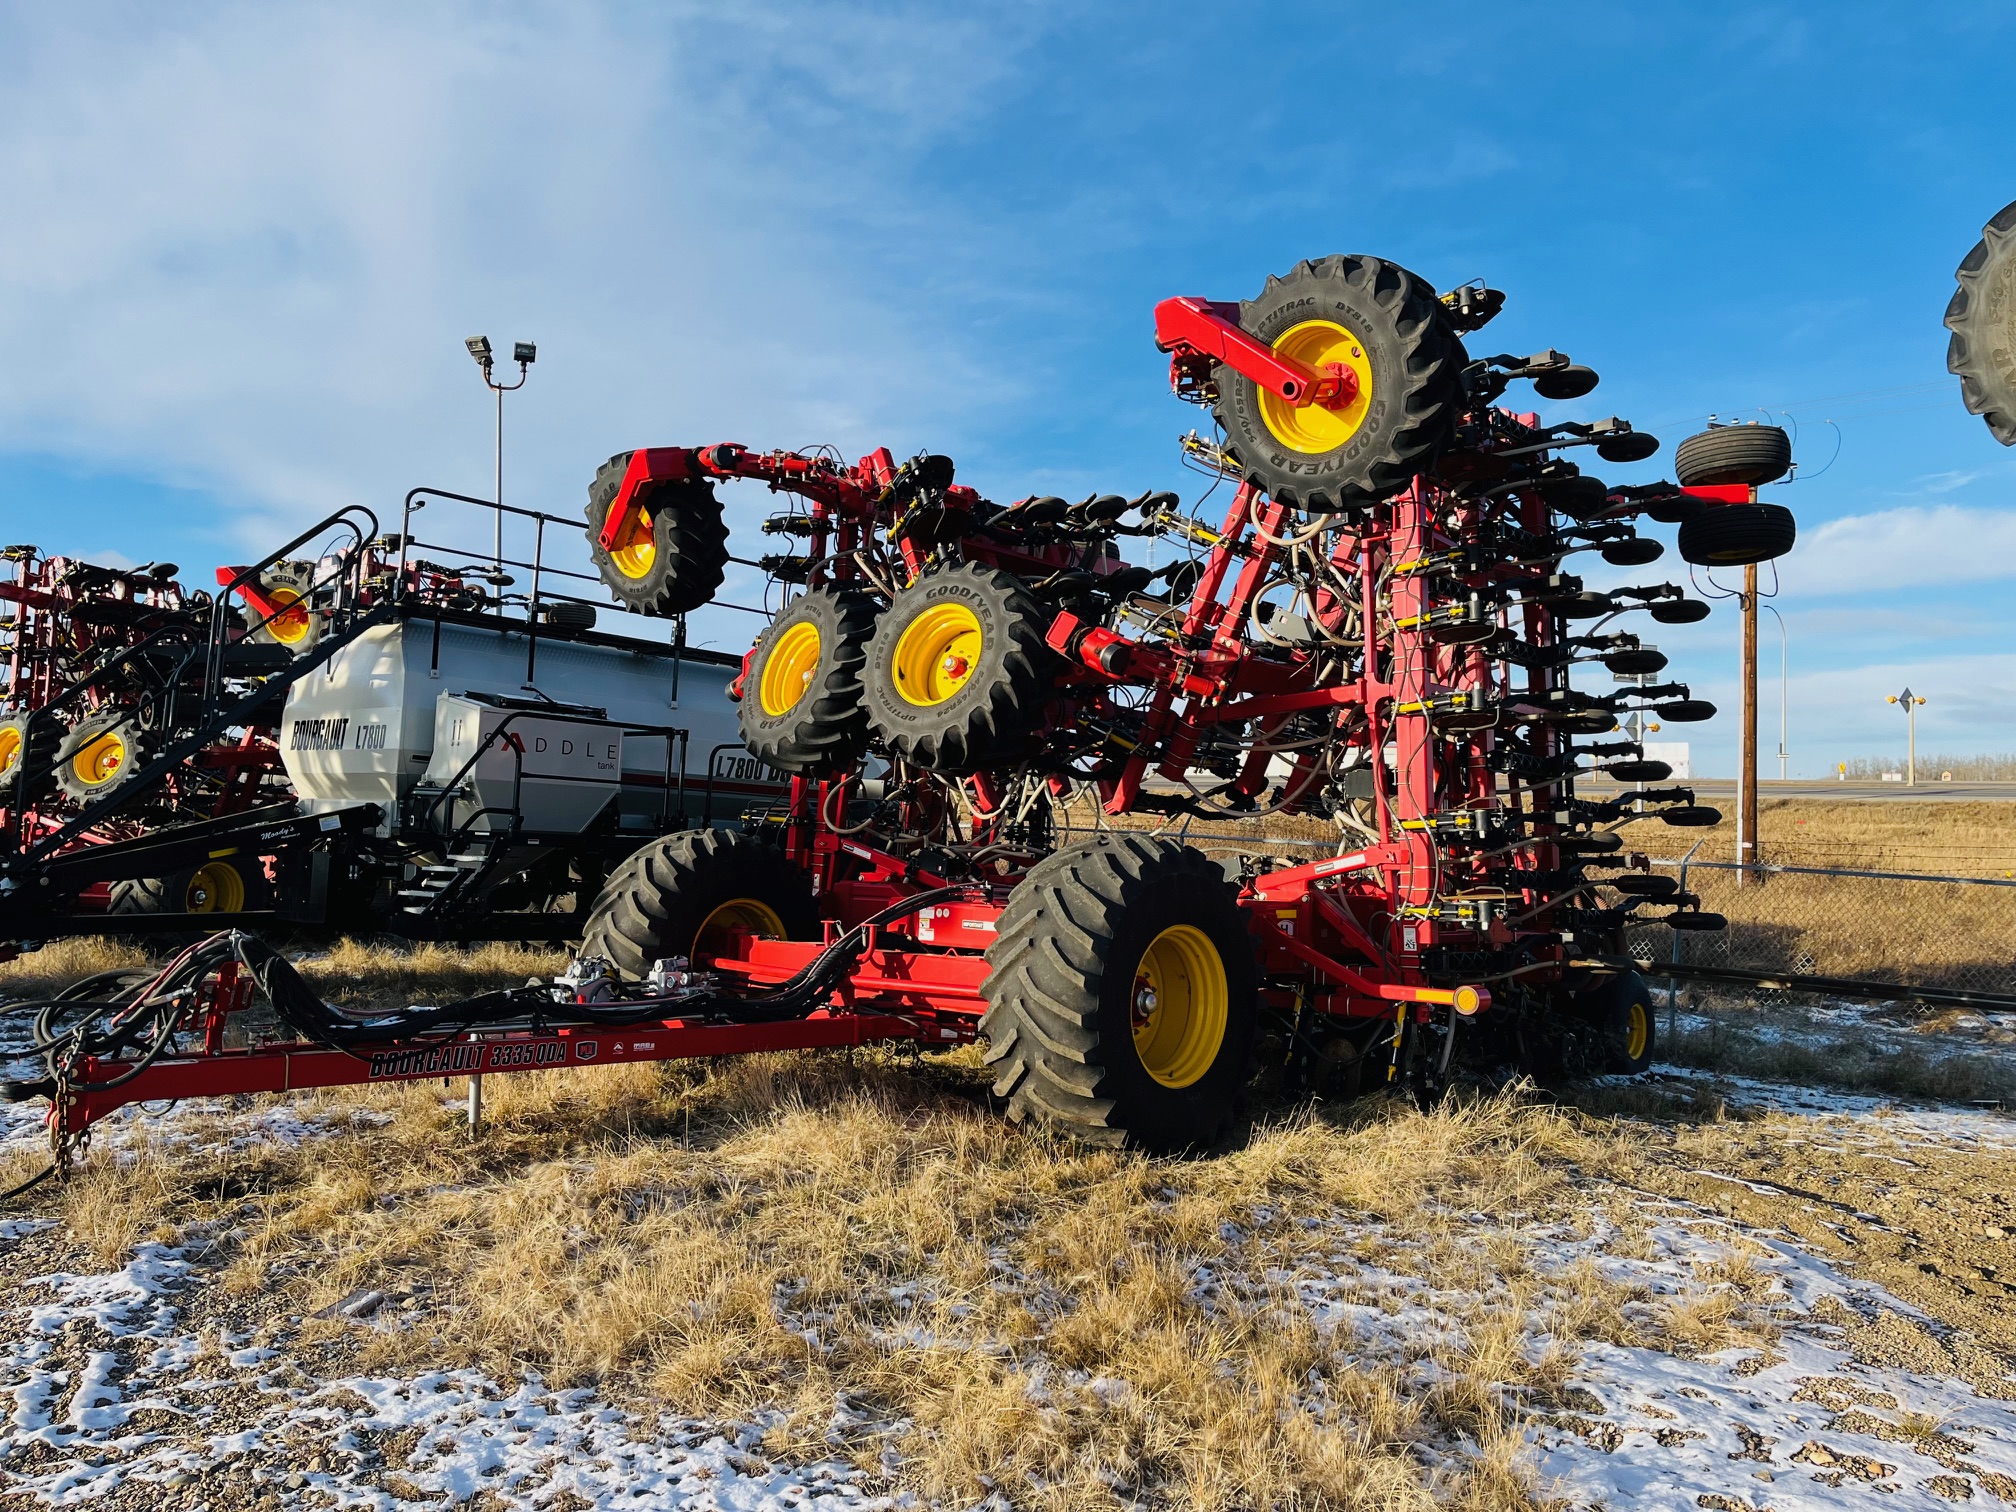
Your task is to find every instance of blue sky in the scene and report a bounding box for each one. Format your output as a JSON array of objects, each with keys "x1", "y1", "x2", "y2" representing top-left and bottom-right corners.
[{"x1": 2, "y1": 2, "x2": 2012, "y2": 776}]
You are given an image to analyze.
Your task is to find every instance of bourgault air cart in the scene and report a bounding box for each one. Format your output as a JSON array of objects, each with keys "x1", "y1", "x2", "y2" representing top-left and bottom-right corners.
[{"x1": 8, "y1": 255, "x2": 1797, "y2": 1160}]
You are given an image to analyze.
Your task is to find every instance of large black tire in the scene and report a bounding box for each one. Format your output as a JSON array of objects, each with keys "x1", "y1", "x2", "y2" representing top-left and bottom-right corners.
[
  {"x1": 1672, "y1": 424, "x2": 1792, "y2": 487},
  {"x1": 738, "y1": 587, "x2": 876, "y2": 776},
  {"x1": 578, "y1": 829, "x2": 817, "y2": 982},
  {"x1": 1577, "y1": 971, "x2": 1657, "y2": 1075},
  {"x1": 1211, "y1": 255, "x2": 1466, "y2": 512},
  {"x1": 0, "y1": 711, "x2": 61, "y2": 803},
  {"x1": 1677, "y1": 502, "x2": 1796, "y2": 565},
  {"x1": 110, "y1": 856, "x2": 271, "y2": 917},
  {"x1": 1946, "y1": 198, "x2": 2016, "y2": 446},
  {"x1": 863, "y1": 564, "x2": 1056, "y2": 773},
  {"x1": 980, "y1": 835, "x2": 1258, "y2": 1152},
  {"x1": 583, "y1": 451, "x2": 730, "y2": 617},
  {"x1": 53, "y1": 709, "x2": 151, "y2": 805}
]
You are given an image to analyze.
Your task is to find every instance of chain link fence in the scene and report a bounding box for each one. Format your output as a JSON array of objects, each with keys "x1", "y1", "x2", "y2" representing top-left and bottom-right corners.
[{"x1": 1626, "y1": 852, "x2": 2016, "y2": 999}]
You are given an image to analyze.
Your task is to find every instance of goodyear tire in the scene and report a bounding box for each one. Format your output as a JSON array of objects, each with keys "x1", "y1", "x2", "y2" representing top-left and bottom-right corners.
[
  {"x1": 1677, "y1": 502, "x2": 1796, "y2": 565},
  {"x1": 863, "y1": 564, "x2": 1055, "y2": 773},
  {"x1": 0, "y1": 711, "x2": 60, "y2": 803},
  {"x1": 578, "y1": 829, "x2": 817, "y2": 981},
  {"x1": 1673, "y1": 424, "x2": 1792, "y2": 487},
  {"x1": 980, "y1": 835, "x2": 1257, "y2": 1152},
  {"x1": 1579, "y1": 971, "x2": 1657, "y2": 1075},
  {"x1": 1945, "y1": 198, "x2": 2016, "y2": 445},
  {"x1": 110, "y1": 857, "x2": 271, "y2": 917},
  {"x1": 738, "y1": 587, "x2": 876, "y2": 776},
  {"x1": 584, "y1": 451, "x2": 730, "y2": 616},
  {"x1": 53, "y1": 710, "x2": 150, "y2": 805},
  {"x1": 1211, "y1": 255, "x2": 1466, "y2": 512}
]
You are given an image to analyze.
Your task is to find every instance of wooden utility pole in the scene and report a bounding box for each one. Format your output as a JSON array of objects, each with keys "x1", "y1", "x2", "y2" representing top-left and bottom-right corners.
[{"x1": 1738, "y1": 562, "x2": 1759, "y2": 883}]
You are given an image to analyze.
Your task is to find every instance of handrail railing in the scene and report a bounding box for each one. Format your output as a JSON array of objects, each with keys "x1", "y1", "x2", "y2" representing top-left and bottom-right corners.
[{"x1": 414, "y1": 707, "x2": 691, "y2": 871}]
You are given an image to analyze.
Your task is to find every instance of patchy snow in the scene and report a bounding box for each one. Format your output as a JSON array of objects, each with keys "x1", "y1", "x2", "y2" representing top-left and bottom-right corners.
[
  {"x1": 0, "y1": 1086, "x2": 393, "y2": 1162},
  {"x1": 1637, "y1": 1065, "x2": 2016, "y2": 1149},
  {"x1": 0, "y1": 1239, "x2": 908, "y2": 1508}
]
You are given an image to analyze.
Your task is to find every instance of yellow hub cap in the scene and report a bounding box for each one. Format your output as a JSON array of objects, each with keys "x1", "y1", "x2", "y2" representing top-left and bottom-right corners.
[
  {"x1": 0, "y1": 726, "x2": 20, "y2": 779},
  {"x1": 760, "y1": 621, "x2": 823, "y2": 717},
  {"x1": 266, "y1": 586, "x2": 313, "y2": 645},
  {"x1": 72, "y1": 730, "x2": 128, "y2": 788},
  {"x1": 1258, "y1": 318, "x2": 1375, "y2": 455},
  {"x1": 892, "y1": 602, "x2": 983, "y2": 707},
  {"x1": 1626, "y1": 999, "x2": 1650, "y2": 1062},
  {"x1": 1130, "y1": 924, "x2": 1230, "y2": 1089},
  {"x1": 694, "y1": 897, "x2": 788, "y2": 963},
  {"x1": 608, "y1": 504, "x2": 657, "y2": 579},
  {"x1": 185, "y1": 861, "x2": 247, "y2": 914}
]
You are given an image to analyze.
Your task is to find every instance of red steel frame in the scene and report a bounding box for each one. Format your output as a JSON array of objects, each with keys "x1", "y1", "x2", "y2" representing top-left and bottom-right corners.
[{"x1": 30, "y1": 292, "x2": 1738, "y2": 1142}]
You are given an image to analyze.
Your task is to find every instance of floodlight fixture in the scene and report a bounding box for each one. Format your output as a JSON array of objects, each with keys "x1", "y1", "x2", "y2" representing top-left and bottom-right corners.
[
  {"x1": 465, "y1": 335, "x2": 493, "y2": 368},
  {"x1": 513, "y1": 341, "x2": 537, "y2": 365}
]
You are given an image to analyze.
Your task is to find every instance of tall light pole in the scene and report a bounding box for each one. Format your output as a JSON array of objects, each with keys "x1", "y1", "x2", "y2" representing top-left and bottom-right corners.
[
  {"x1": 465, "y1": 336, "x2": 536, "y2": 572},
  {"x1": 1762, "y1": 604, "x2": 1788, "y2": 780},
  {"x1": 1886, "y1": 688, "x2": 1926, "y2": 786}
]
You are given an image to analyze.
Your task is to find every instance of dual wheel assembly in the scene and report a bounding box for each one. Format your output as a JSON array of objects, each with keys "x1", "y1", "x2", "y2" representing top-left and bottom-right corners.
[
  {"x1": 575, "y1": 829, "x2": 1657, "y2": 1152},
  {"x1": 738, "y1": 563, "x2": 1057, "y2": 777}
]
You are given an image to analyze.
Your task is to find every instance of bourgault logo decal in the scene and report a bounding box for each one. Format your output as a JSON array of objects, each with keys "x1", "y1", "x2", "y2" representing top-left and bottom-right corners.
[
  {"x1": 289, "y1": 717, "x2": 350, "y2": 751},
  {"x1": 366, "y1": 1040, "x2": 572, "y2": 1079}
]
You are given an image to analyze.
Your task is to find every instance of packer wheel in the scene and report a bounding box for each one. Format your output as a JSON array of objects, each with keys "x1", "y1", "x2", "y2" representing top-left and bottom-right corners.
[
  {"x1": 738, "y1": 587, "x2": 877, "y2": 776},
  {"x1": 863, "y1": 564, "x2": 1056, "y2": 773},
  {"x1": 584, "y1": 451, "x2": 730, "y2": 616},
  {"x1": 1211, "y1": 255, "x2": 1466, "y2": 511},
  {"x1": 980, "y1": 834, "x2": 1257, "y2": 1152},
  {"x1": 578, "y1": 829, "x2": 817, "y2": 982},
  {"x1": 1578, "y1": 970, "x2": 1658, "y2": 1075}
]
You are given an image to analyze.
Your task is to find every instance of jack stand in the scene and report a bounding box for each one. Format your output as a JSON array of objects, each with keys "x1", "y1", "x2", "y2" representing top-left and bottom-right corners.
[{"x1": 467, "y1": 1074, "x2": 483, "y2": 1135}]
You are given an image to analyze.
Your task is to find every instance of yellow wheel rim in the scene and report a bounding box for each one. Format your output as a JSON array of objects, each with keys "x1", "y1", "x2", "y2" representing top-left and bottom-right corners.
[
  {"x1": 892, "y1": 602, "x2": 983, "y2": 707},
  {"x1": 759, "y1": 621, "x2": 823, "y2": 717},
  {"x1": 72, "y1": 730, "x2": 128, "y2": 788},
  {"x1": 608, "y1": 504, "x2": 657, "y2": 579},
  {"x1": 694, "y1": 897, "x2": 789, "y2": 963},
  {"x1": 1258, "y1": 318, "x2": 1375, "y2": 455},
  {"x1": 185, "y1": 861, "x2": 247, "y2": 914},
  {"x1": 1131, "y1": 924, "x2": 1230, "y2": 1089},
  {"x1": 1626, "y1": 998, "x2": 1650, "y2": 1062},
  {"x1": 0, "y1": 726, "x2": 20, "y2": 780},
  {"x1": 266, "y1": 586, "x2": 313, "y2": 646}
]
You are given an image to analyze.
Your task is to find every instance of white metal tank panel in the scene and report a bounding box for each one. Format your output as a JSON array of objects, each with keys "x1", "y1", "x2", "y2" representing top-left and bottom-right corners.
[{"x1": 279, "y1": 618, "x2": 751, "y2": 828}]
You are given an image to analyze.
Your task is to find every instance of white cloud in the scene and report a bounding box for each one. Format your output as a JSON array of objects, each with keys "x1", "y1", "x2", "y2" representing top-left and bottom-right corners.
[
  {"x1": 1781, "y1": 504, "x2": 2016, "y2": 596},
  {"x1": 0, "y1": 2, "x2": 1047, "y2": 570}
]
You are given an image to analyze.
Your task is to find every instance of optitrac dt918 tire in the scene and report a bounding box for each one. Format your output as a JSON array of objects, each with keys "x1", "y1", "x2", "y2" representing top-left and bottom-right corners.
[
  {"x1": 1677, "y1": 502, "x2": 1796, "y2": 565},
  {"x1": 1673, "y1": 424, "x2": 1792, "y2": 487},
  {"x1": 1211, "y1": 254, "x2": 1466, "y2": 512},
  {"x1": 1945, "y1": 198, "x2": 2016, "y2": 446},
  {"x1": 53, "y1": 709, "x2": 150, "y2": 805},
  {"x1": 579, "y1": 829, "x2": 817, "y2": 981},
  {"x1": 980, "y1": 835, "x2": 1257, "y2": 1152},
  {"x1": 863, "y1": 564, "x2": 1056, "y2": 773},
  {"x1": 738, "y1": 587, "x2": 877, "y2": 776},
  {"x1": 584, "y1": 451, "x2": 730, "y2": 617},
  {"x1": 0, "y1": 712, "x2": 60, "y2": 802}
]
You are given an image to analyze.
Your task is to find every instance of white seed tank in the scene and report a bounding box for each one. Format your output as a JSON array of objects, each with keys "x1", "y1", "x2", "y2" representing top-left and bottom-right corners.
[{"x1": 277, "y1": 613, "x2": 776, "y2": 835}]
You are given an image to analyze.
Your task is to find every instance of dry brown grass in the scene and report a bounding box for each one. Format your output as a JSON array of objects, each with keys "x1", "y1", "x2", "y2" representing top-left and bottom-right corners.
[
  {"x1": 1616, "y1": 798, "x2": 2016, "y2": 875},
  {"x1": 40, "y1": 1046, "x2": 1771, "y2": 1511}
]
